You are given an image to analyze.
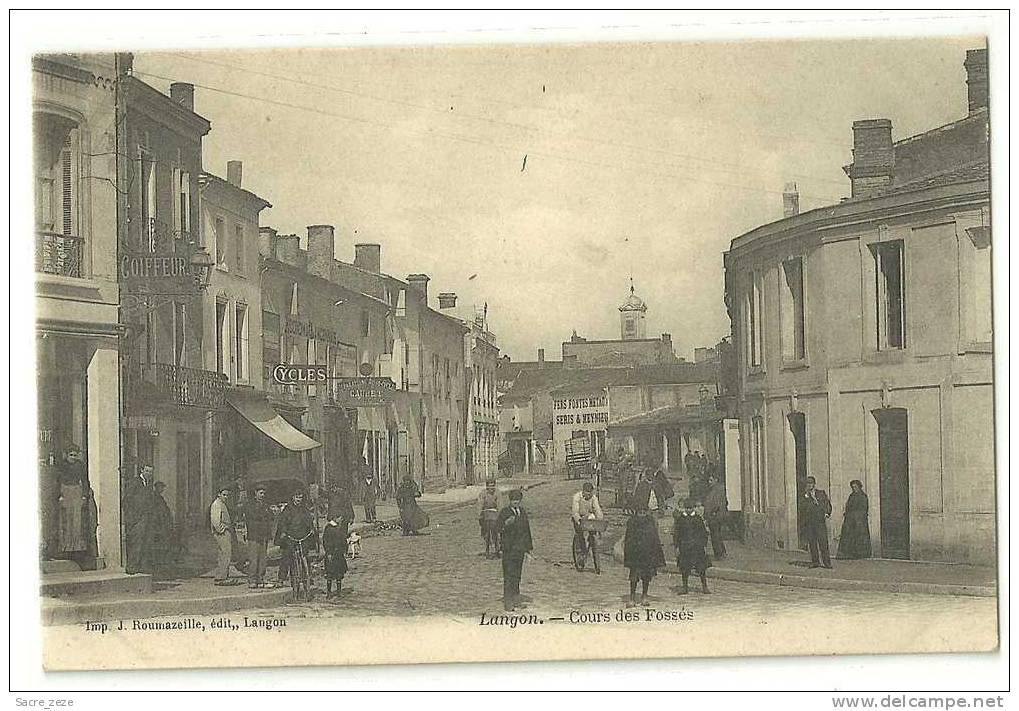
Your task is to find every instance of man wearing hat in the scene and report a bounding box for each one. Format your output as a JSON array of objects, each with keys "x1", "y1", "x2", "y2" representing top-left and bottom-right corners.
[
  {"x1": 245, "y1": 484, "x2": 274, "y2": 588},
  {"x1": 210, "y1": 485, "x2": 234, "y2": 585},
  {"x1": 497, "y1": 489, "x2": 533, "y2": 611}
]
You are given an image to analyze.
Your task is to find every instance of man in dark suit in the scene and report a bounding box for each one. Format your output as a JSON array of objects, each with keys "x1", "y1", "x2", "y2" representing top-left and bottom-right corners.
[
  {"x1": 800, "y1": 476, "x2": 833, "y2": 568},
  {"x1": 497, "y1": 489, "x2": 533, "y2": 611}
]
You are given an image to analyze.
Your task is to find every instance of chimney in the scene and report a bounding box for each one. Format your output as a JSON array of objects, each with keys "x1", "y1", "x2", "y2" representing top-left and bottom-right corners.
[
  {"x1": 275, "y1": 234, "x2": 300, "y2": 265},
  {"x1": 844, "y1": 119, "x2": 894, "y2": 198},
  {"x1": 259, "y1": 226, "x2": 277, "y2": 259},
  {"x1": 306, "y1": 225, "x2": 335, "y2": 280},
  {"x1": 964, "y1": 48, "x2": 988, "y2": 114},
  {"x1": 406, "y1": 274, "x2": 430, "y2": 304},
  {"x1": 783, "y1": 182, "x2": 800, "y2": 217},
  {"x1": 226, "y1": 160, "x2": 243, "y2": 187},
  {"x1": 354, "y1": 243, "x2": 381, "y2": 274},
  {"x1": 438, "y1": 292, "x2": 458, "y2": 310},
  {"x1": 169, "y1": 82, "x2": 195, "y2": 111},
  {"x1": 537, "y1": 348, "x2": 545, "y2": 366}
]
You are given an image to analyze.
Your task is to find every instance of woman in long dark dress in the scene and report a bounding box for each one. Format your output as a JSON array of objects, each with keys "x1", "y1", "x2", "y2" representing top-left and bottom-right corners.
[
  {"x1": 836, "y1": 480, "x2": 872, "y2": 559},
  {"x1": 396, "y1": 476, "x2": 428, "y2": 535},
  {"x1": 322, "y1": 516, "x2": 349, "y2": 599}
]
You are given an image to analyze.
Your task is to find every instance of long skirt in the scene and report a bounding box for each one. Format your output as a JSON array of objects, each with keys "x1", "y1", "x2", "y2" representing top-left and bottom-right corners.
[
  {"x1": 624, "y1": 514, "x2": 666, "y2": 578},
  {"x1": 58, "y1": 484, "x2": 86, "y2": 553},
  {"x1": 837, "y1": 512, "x2": 872, "y2": 559}
]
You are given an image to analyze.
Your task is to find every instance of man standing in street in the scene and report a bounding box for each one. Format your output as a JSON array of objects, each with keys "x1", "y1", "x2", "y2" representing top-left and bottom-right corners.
[
  {"x1": 478, "y1": 478, "x2": 502, "y2": 558},
  {"x1": 800, "y1": 476, "x2": 833, "y2": 569},
  {"x1": 124, "y1": 464, "x2": 155, "y2": 575},
  {"x1": 497, "y1": 489, "x2": 533, "y2": 611},
  {"x1": 245, "y1": 485, "x2": 273, "y2": 588},
  {"x1": 361, "y1": 468, "x2": 379, "y2": 523},
  {"x1": 703, "y1": 474, "x2": 728, "y2": 560},
  {"x1": 210, "y1": 486, "x2": 234, "y2": 585}
]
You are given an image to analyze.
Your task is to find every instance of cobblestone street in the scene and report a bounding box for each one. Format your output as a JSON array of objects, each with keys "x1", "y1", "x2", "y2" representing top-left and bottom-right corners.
[{"x1": 261, "y1": 480, "x2": 997, "y2": 627}]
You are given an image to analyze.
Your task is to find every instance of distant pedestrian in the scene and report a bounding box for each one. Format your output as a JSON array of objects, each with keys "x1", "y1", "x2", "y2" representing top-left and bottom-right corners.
[
  {"x1": 623, "y1": 495, "x2": 666, "y2": 607},
  {"x1": 210, "y1": 486, "x2": 234, "y2": 585},
  {"x1": 703, "y1": 474, "x2": 728, "y2": 560},
  {"x1": 396, "y1": 475, "x2": 427, "y2": 535},
  {"x1": 245, "y1": 485, "x2": 273, "y2": 588},
  {"x1": 650, "y1": 467, "x2": 675, "y2": 513},
  {"x1": 322, "y1": 515, "x2": 349, "y2": 599},
  {"x1": 836, "y1": 480, "x2": 872, "y2": 560},
  {"x1": 478, "y1": 478, "x2": 502, "y2": 558},
  {"x1": 361, "y1": 469, "x2": 379, "y2": 523},
  {"x1": 672, "y1": 499, "x2": 711, "y2": 594},
  {"x1": 799, "y1": 476, "x2": 833, "y2": 569},
  {"x1": 497, "y1": 489, "x2": 533, "y2": 611}
]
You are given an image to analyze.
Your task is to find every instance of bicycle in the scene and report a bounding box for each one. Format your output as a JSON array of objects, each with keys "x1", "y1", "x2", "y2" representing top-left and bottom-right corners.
[
  {"x1": 283, "y1": 532, "x2": 314, "y2": 602},
  {"x1": 572, "y1": 518, "x2": 608, "y2": 574}
]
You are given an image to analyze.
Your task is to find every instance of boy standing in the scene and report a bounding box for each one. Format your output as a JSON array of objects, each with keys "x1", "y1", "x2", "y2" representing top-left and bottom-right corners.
[{"x1": 672, "y1": 499, "x2": 711, "y2": 594}]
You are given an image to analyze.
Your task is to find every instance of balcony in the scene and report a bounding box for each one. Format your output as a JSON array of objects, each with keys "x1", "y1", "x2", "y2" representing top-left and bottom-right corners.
[
  {"x1": 126, "y1": 363, "x2": 227, "y2": 411},
  {"x1": 36, "y1": 231, "x2": 83, "y2": 278}
]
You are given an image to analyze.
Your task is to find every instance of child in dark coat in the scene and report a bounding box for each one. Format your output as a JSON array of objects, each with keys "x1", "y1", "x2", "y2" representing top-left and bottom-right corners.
[
  {"x1": 322, "y1": 516, "x2": 349, "y2": 599},
  {"x1": 672, "y1": 499, "x2": 711, "y2": 594}
]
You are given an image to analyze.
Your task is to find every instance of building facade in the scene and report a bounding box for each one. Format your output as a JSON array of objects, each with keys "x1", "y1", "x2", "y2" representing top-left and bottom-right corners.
[
  {"x1": 34, "y1": 53, "x2": 126, "y2": 570},
  {"x1": 724, "y1": 49, "x2": 993, "y2": 564},
  {"x1": 118, "y1": 73, "x2": 225, "y2": 538}
]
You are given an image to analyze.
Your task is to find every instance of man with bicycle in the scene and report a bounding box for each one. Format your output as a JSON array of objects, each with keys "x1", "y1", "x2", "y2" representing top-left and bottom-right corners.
[
  {"x1": 571, "y1": 482, "x2": 604, "y2": 562},
  {"x1": 275, "y1": 489, "x2": 318, "y2": 589}
]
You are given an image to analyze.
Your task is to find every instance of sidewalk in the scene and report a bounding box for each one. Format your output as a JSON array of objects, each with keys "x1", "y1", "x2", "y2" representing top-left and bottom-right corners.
[
  {"x1": 42, "y1": 477, "x2": 549, "y2": 626},
  {"x1": 611, "y1": 522, "x2": 996, "y2": 597}
]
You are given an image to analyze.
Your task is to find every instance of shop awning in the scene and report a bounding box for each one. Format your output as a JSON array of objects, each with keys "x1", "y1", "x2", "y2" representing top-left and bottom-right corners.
[{"x1": 226, "y1": 391, "x2": 321, "y2": 451}]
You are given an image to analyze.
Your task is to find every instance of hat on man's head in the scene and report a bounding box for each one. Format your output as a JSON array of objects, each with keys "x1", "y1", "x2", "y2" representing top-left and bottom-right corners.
[
  {"x1": 508, "y1": 489, "x2": 524, "y2": 502},
  {"x1": 582, "y1": 482, "x2": 594, "y2": 492}
]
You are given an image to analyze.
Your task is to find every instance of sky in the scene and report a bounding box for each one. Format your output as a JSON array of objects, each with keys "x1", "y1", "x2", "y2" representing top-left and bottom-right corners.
[{"x1": 136, "y1": 36, "x2": 980, "y2": 361}]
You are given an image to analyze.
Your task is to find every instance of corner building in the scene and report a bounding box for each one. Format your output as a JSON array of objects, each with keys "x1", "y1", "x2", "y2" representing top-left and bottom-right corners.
[{"x1": 723, "y1": 49, "x2": 993, "y2": 564}]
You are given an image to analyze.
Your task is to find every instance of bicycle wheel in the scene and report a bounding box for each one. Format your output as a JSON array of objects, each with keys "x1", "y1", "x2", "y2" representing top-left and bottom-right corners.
[
  {"x1": 299, "y1": 556, "x2": 312, "y2": 601},
  {"x1": 572, "y1": 533, "x2": 586, "y2": 571},
  {"x1": 590, "y1": 534, "x2": 601, "y2": 574}
]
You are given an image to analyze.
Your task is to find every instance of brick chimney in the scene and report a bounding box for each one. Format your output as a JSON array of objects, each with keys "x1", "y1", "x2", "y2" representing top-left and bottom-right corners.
[
  {"x1": 306, "y1": 225, "x2": 335, "y2": 280},
  {"x1": 783, "y1": 182, "x2": 800, "y2": 217},
  {"x1": 226, "y1": 160, "x2": 243, "y2": 187},
  {"x1": 275, "y1": 234, "x2": 300, "y2": 265},
  {"x1": 964, "y1": 48, "x2": 988, "y2": 114},
  {"x1": 438, "y1": 292, "x2": 457, "y2": 310},
  {"x1": 259, "y1": 226, "x2": 277, "y2": 259},
  {"x1": 169, "y1": 82, "x2": 194, "y2": 111},
  {"x1": 354, "y1": 243, "x2": 381, "y2": 273},
  {"x1": 406, "y1": 274, "x2": 430, "y2": 304},
  {"x1": 844, "y1": 119, "x2": 894, "y2": 198}
]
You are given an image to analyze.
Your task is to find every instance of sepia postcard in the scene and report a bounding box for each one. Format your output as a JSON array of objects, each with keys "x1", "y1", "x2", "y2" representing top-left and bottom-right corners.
[{"x1": 24, "y1": 23, "x2": 1001, "y2": 673}]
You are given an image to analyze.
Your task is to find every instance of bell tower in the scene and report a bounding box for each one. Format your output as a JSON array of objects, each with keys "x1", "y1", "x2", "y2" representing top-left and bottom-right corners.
[{"x1": 618, "y1": 279, "x2": 647, "y2": 340}]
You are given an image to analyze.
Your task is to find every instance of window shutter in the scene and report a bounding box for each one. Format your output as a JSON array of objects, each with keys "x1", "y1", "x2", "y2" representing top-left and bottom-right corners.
[
  {"x1": 61, "y1": 137, "x2": 73, "y2": 235},
  {"x1": 182, "y1": 171, "x2": 191, "y2": 240}
]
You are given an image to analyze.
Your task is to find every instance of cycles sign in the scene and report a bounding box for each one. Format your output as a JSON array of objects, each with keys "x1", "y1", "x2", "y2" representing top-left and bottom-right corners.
[{"x1": 271, "y1": 365, "x2": 395, "y2": 406}]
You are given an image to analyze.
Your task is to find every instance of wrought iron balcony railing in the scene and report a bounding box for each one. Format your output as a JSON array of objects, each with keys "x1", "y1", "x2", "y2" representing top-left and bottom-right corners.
[
  {"x1": 127, "y1": 363, "x2": 227, "y2": 410},
  {"x1": 36, "y1": 231, "x2": 83, "y2": 278}
]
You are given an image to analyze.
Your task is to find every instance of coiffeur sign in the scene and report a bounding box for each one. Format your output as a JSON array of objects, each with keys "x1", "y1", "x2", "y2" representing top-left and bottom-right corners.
[{"x1": 120, "y1": 251, "x2": 197, "y2": 295}]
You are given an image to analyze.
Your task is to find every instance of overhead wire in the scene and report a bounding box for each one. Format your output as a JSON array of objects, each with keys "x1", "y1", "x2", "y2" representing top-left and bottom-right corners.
[
  {"x1": 131, "y1": 68, "x2": 844, "y2": 203},
  {"x1": 153, "y1": 50, "x2": 850, "y2": 188}
]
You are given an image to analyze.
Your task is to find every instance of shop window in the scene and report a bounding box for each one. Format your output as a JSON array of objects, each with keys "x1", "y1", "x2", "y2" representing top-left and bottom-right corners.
[
  {"x1": 871, "y1": 240, "x2": 905, "y2": 350},
  {"x1": 781, "y1": 257, "x2": 806, "y2": 361}
]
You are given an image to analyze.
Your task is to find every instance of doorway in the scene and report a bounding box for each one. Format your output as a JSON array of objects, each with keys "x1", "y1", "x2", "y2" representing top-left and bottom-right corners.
[
  {"x1": 787, "y1": 412, "x2": 807, "y2": 549},
  {"x1": 176, "y1": 432, "x2": 203, "y2": 530},
  {"x1": 874, "y1": 408, "x2": 910, "y2": 559}
]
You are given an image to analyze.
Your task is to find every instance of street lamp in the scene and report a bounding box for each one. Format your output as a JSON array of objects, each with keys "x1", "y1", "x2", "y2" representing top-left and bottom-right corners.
[{"x1": 190, "y1": 246, "x2": 215, "y2": 290}]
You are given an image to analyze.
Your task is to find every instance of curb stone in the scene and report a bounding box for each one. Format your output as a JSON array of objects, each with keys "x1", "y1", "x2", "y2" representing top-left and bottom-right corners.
[{"x1": 609, "y1": 538, "x2": 995, "y2": 598}]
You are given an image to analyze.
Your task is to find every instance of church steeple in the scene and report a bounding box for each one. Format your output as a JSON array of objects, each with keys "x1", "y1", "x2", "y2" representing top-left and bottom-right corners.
[{"x1": 618, "y1": 280, "x2": 647, "y2": 340}]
